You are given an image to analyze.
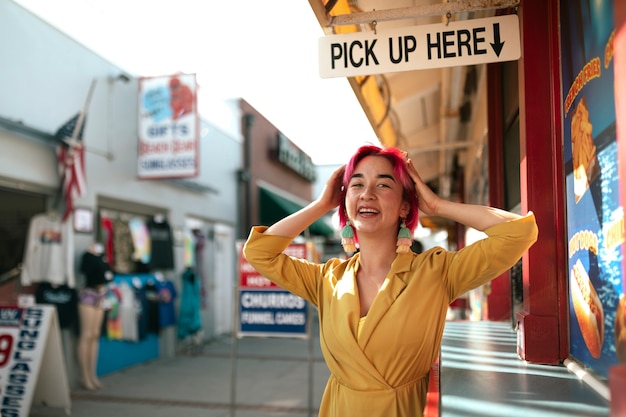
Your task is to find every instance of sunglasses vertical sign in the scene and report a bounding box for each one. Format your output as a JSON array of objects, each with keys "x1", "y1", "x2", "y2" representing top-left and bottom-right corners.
[{"x1": 0, "y1": 305, "x2": 70, "y2": 417}]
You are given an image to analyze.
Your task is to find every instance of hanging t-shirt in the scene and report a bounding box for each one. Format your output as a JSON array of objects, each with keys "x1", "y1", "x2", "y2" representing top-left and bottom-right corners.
[
  {"x1": 129, "y1": 217, "x2": 151, "y2": 265},
  {"x1": 20, "y1": 212, "x2": 75, "y2": 288},
  {"x1": 193, "y1": 229, "x2": 207, "y2": 310},
  {"x1": 177, "y1": 268, "x2": 201, "y2": 339},
  {"x1": 147, "y1": 217, "x2": 174, "y2": 270},
  {"x1": 183, "y1": 229, "x2": 196, "y2": 268},
  {"x1": 112, "y1": 218, "x2": 135, "y2": 273},
  {"x1": 157, "y1": 280, "x2": 177, "y2": 328},
  {"x1": 119, "y1": 281, "x2": 139, "y2": 342},
  {"x1": 134, "y1": 283, "x2": 149, "y2": 341},
  {"x1": 35, "y1": 283, "x2": 78, "y2": 330},
  {"x1": 144, "y1": 280, "x2": 161, "y2": 334},
  {"x1": 106, "y1": 285, "x2": 123, "y2": 340},
  {"x1": 100, "y1": 215, "x2": 115, "y2": 268}
]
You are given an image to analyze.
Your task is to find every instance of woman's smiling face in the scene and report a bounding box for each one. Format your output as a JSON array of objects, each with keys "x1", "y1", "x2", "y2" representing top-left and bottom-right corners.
[{"x1": 345, "y1": 155, "x2": 409, "y2": 236}]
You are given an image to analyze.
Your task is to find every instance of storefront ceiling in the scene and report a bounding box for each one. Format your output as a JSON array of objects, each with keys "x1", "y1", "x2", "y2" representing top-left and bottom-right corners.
[{"x1": 309, "y1": 0, "x2": 518, "y2": 203}]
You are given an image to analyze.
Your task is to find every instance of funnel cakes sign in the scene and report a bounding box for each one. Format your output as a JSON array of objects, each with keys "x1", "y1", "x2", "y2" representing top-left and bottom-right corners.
[{"x1": 138, "y1": 74, "x2": 199, "y2": 179}]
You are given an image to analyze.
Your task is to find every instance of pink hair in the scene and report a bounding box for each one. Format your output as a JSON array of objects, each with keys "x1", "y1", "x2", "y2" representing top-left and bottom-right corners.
[{"x1": 338, "y1": 145, "x2": 419, "y2": 239}]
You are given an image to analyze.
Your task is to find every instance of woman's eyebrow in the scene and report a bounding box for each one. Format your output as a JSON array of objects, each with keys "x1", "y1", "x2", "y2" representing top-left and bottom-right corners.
[
  {"x1": 349, "y1": 173, "x2": 396, "y2": 182},
  {"x1": 378, "y1": 174, "x2": 396, "y2": 181}
]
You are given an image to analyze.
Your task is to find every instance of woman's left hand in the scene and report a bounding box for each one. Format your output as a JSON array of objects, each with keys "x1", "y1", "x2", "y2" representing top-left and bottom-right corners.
[{"x1": 406, "y1": 159, "x2": 441, "y2": 216}]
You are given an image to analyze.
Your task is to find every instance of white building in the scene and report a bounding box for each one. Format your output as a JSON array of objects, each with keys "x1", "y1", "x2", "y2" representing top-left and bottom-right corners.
[{"x1": 0, "y1": 0, "x2": 241, "y2": 388}]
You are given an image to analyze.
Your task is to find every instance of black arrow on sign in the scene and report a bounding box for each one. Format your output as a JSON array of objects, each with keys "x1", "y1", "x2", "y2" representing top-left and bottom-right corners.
[{"x1": 490, "y1": 23, "x2": 505, "y2": 57}]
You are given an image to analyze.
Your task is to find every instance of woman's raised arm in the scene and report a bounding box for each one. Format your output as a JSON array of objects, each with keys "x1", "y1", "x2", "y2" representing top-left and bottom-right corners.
[{"x1": 263, "y1": 165, "x2": 345, "y2": 238}]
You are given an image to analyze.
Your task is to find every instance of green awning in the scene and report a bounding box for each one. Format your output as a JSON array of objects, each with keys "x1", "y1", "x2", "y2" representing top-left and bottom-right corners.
[{"x1": 259, "y1": 187, "x2": 335, "y2": 237}]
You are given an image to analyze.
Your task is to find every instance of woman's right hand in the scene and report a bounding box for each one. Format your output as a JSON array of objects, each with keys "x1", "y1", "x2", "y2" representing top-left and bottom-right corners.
[{"x1": 316, "y1": 165, "x2": 345, "y2": 212}]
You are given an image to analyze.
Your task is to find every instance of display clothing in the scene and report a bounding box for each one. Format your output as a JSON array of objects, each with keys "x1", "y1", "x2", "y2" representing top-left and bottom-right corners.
[
  {"x1": 80, "y1": 251, "x2": 111, "y2": 288},
  {"x1": 35, "y1": 282, "x2": 78, "y2": 329},
  {"x1": 129, "y1": 217, "x2": 151, "y2": 265},
  {"x1": 119, "y1": 281, "x2": 139, "y2": 342},
  {"x1": 100, "y1": 216, "x2": 115, "y2": 268},
  {"x1": 147, "y1": 217, "x2": 174, "y2": 270},
  {"x1": 144, "y1": 280, "x2": 161, "y2": 334},
  {"x1": 183, "y1": 229, "x2": 196, "y2": 268},
  {"x1": 157, "y1": 280, "x2": 177, "y2": 328},
  {"x1": 177, "y1": 267, "x2": 201, "y2": 339},
  {"x1": 133, "y1": 283, "x2": 149, "y2": 340},
  {"x1": 243, "y1": 214, "x2": 538, "y2": 417},
  {"x1": 20, "y1": 212, "x2": 75, "y2": 287},
  {"x1": 192, "y1": 229, "x2": 207, "y2": 309},
  {"x1": 106, "y1": 285, "x2": 123, "y2": 339},
  {"x1": 112, "y1": 218, "x2": 135, "y2": 273},
  {"x1": 78, "y1": 287, "x2": 107, "y2": 307}
]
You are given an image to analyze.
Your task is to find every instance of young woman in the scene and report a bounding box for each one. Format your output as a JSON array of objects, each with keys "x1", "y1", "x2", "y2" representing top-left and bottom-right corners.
[{"x1": 243, "y1": 145, "x2": 538, "y2": 416}]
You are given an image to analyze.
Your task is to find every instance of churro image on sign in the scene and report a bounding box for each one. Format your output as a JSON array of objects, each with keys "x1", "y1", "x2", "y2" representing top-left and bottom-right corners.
[
  {"x1": 570, "y1": 259, "x2": 604, "y2": 358},
  {"x1": 570, "y1": 97, "x2": 600, "y2": 202}
]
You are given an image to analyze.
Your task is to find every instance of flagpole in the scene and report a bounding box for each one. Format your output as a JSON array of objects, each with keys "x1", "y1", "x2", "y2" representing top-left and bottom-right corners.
[
  {"x1": 67, "y1": 79, "x2": 97, "y2": 145},
  {"x1": 54, "y1": 79, "x2": 97, "y2": 218}
]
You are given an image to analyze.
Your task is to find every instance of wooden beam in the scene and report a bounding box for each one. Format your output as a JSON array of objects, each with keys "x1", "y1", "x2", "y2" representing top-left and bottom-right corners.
[{"x1": 328, "y1": 0, "x2": 520, "y2": 27}]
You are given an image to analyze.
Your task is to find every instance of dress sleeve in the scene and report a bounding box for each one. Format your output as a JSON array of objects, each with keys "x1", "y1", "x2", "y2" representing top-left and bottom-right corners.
[
  {"x1": 441, "y1": 212, "x2": 538, "y2": 301},
  {"x1": 242, "y1": 226, "x2": 324, "y2": 306}
]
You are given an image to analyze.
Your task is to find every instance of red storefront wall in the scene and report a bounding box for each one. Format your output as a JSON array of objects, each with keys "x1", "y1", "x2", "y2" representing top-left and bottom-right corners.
[{"x1": 486, "y1": 0, "x2": 569, "y2": 364}]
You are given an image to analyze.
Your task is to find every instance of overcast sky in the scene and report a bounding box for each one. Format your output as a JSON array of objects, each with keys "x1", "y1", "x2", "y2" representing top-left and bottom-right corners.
[{"x1": 14, "y1": 0, "x2": 381, "y2": 165}]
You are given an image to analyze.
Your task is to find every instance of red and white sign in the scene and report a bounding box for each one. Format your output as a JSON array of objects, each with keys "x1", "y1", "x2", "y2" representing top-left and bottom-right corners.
[
  {"x1": 239, "y1": 244, "x2": 307, "y2": 289},
  {"x1": 137, "y1": 73, "x2": 199, "y2": 179},
  {"x1": 238, "y1": 243, "x2": 309, "y2": 338}
]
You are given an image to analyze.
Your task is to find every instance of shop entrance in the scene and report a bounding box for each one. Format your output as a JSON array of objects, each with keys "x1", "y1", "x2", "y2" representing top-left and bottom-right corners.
[{"x1": 0, "y1": 187, "x2": 46, "y2": 301}]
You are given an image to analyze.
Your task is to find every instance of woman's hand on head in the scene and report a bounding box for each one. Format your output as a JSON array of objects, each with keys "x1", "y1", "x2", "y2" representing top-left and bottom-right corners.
[
  {"x1": 406, "y1": 159, "x2": 441, "y2": 216},
  {"x1": 316, "y1": 165, "x2": 345, "y2": 212}
]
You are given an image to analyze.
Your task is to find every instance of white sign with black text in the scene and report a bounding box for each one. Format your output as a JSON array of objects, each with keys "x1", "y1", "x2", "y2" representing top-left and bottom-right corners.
[{"x1": 319, "y1": 14, "x2": 520, "y2": 78}]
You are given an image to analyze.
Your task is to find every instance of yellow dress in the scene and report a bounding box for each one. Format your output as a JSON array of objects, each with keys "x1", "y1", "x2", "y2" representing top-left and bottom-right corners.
[{"x1": 243, "y1": 213, "x2": 538, "y2": 417}]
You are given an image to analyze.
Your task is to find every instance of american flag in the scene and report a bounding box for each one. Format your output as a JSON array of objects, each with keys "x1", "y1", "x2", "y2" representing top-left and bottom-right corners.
[{"x1": 56, "y1": 113, "x2": 87, "y2": 222}]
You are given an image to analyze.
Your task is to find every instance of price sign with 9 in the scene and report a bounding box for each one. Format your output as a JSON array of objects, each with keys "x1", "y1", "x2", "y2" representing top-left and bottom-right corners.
[{"x1": 0, "y1": 334, "x2": 14, "y2": 368}]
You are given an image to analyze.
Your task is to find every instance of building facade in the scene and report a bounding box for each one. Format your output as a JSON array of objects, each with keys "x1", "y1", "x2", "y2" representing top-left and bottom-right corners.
[{"x1": 0, "y1": 0, "x2": 240, "y2": 388}]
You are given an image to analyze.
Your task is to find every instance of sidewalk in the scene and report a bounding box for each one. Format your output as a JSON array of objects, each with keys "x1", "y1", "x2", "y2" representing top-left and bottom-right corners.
[
  {"x1": 439, "y1": 321, "x2": 610, "y2": 417},
  {"x1": 31, "y1": 332, "x2": 330, "y2": 417},
  {"x1": 30, "y1": 320, "x2": 611, "y2": 417}
]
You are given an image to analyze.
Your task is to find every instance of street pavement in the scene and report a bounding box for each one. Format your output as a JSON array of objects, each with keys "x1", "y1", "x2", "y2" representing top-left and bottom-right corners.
[{"x1": 31, "y1": 330, "x2": 330, "y2": 417}]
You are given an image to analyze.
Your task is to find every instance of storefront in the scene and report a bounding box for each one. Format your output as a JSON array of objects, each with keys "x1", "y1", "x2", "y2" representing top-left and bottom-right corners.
[
  {"x1": 502, "y1": 1, "x2": 624, "y2": 398},
  {"x1": 238, "y1": 99, "x2": 335, "y2": 245},
  {"x1": 0, "y1": 0, "x2": 240, "y2": 389},
  {"x1": 308, "y1": 0, "x2": 625, "y2": 403}
]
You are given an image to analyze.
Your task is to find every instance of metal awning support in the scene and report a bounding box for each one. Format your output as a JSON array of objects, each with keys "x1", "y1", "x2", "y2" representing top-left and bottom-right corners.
[
  {"x1": 0, "y1": 116, "x2": 56, "y2": 143},
  {"x1": 407, "y1": 140, "x2": 478, "y2": 154},
  {"x1": 0, "y1": 115, "x2": 113, "y2": 160},
  {"x1": 327, "y1": 0, "x2": 519, "y2": 27}
]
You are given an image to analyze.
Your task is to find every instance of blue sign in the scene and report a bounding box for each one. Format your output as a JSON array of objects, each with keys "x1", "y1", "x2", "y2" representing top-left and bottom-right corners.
[{"x1": 238, "y1": 289, "x2": 308, "y2": 337}]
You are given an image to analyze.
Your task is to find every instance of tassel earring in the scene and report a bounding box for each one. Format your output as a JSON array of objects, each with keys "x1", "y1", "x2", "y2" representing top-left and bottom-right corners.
[
  {"x1": 341, "y1": 220, "x2": 357, "y2": 253},
  {"x1": 396, "y1": 218, "x2": 412, "y2": 254}
]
